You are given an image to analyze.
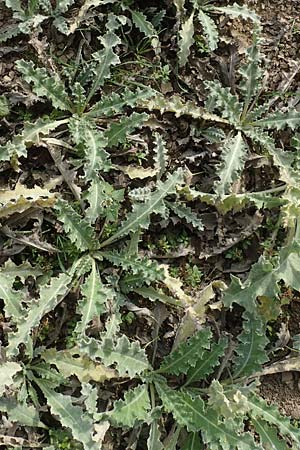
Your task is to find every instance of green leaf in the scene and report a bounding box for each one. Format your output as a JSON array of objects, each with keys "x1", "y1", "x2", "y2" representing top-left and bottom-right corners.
[
  {"x1": 214, "y1": 132, "x2": 248, "y2": 197},
  {"x1": 87, "y1": 87, "x2": 155, "y2": 118},
  {"x1": 69, "y1": 118, "x2": 111, "y2": 178},
  {"x1": 153, "y1": 132, "x2": 168, "y2": 179},
  {"x1": 16, "y1": 60, "x2": 72, "y2": 111},
  {"x1": 85, "y1": 178, "x2": 124, "y2": 223},
  {"x1": 131, "y1": 10, "x2": 161, "y2": 55},
  {"x1": 105, "y1": 112, "x2": 148, "y2": 147},
  {"x1": 142, "y1": 94, "x2": 228, "y2": 123},
  {"x1": 133, "y1": 286, "x2": 181, "y2": 307},
  {"x1": 223, "y1": 241, "x2": 300, "y2": 313},
  {"x1": 75, "y1": 259, "x2": 115, "y2": 336},
  {"x1": 252, "y1": 418, "x2": 286, "y2": 450},
  {"x1": 7, "y1": 271, "x2": 72, "y2": 356},
  {"x1": 249, "y1": 394, "x2": 300, "y2": 446},
  {"x1": 0, "y1": 398, "x2": 46, "y2": 428},
  {"x1": 36, "y1": 380, "x2": 99, "y2": 450},
  {"x1": 109, "y1": 384, "x2": 151, "y2": 427},
  {"x1": 197, "y1": 10, "x2": 218, "y2": 51},
  {"x1": 99, "y1": 169, "x2": 185, "y2": 248},
  {"x1": 214, "y1": 3, "x2": 260, "y2": 23},
  {"x1": 147, "y1": 420, "x2": 164, "y2": 450},
  {"x1": 205, "y1": 81, "x2": 242, "y2": 125},
  {"x1": 253, "y1": 110, "x2": 300, "y2": 130},
  {"x1": 233, "y1": 311, "x2": 269, "y2": 378},
  {"x1": 156, "y1": 383, "x2": 256, "y2": 449},
  {"x1": 80, "y1": 334, "x2": 150, "y2": 377},
  {"x1": 41, "y1": 348, "x2": 117, "y2": 382},
  {"x1": 159, "y1": 328, "x2": 212, "y2": 375},
  {"x1": 0, "y1": 272, "x2": 24, "y2": 321},
  {"x1": 180, "y1": 433, "x2": 203, "y2": 450},
  {"x1": 0, "y1": 24, "x2": 20, "y2": 43},
  {"x1": 0, "y1": 95, "x2": 9, "y2": 117},
  {"x1": 167, "y1": 201, "x2": 204, "y2": 231},
  {"x1": 223, "y1": 257, "x2": 279, "y2": 313},
  {"x1": 239, "y1": 33, "x2": 262, "y2": 114},
  {"x1": 186, "y1": 337, "x2": 228, "y2": 386},
  {"x1": 101, "y1": 250, "x2": 164, "y2": 285},
  {"x1": 87, "y1": 31, "x2": 121, "y2": 103},
  {"x1": 0, "y1": 117, "x2": 68, "y2": 162},
  {"x1": 178, "y1": 13, "x2": 194, "y2": 67},
  {"x1": 0, "y1": 362, "x2": 22, "y2": 395},
  {"x1": 56, "y1": 200, "x2": 98, "y2": 251}
]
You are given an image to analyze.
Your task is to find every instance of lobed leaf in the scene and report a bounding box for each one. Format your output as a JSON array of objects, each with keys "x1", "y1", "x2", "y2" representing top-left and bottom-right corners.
[
  {"x1": 75, "y1": 259, "x2": 115, "y2": 336},
  {"x1": 36, "y1": 380, "x2": 99, "y2": 450},
  {"x1": 80, "y1": 334, "x2": 150, "y2": 377},
  {"x1": 56, "y1": 200, "x2": 98, "y2": 251},
  {"x1": 197, "y1": 10, "x2": 218, "y2": 51},
  {"x1": 178, "y1": 13, "x2": 194, "y2": 67},
  {"x1": 167, "y1": 201, "x2": 204, "y2": 231},
  {"x1": 99, "y1": 169, "x2": 185, "y2": 248},
  {"x1": 105, "y1": 112, "x2": 149, "y2": 147},
  {"x1": 233, "y1": 311, "x2": 269, "y2": 379},
  {"x1": 16, "y1": 60, "x2": 71, "y2": 111},
  {"x1": 109, "y1": 384, "x2": 151, "y2": 427},
  {"x1": 159, "y1": 328, "x2": 212, "y2": 375},
  {"x1": 7, "y1": 271, "x2": 72, "y2": 356},
  {"x1": 214, "y1": 132, "x2": 248, "y2": 197},
  {"x1": 186, "y1": 337, "x2": 228, "y2": 386}
]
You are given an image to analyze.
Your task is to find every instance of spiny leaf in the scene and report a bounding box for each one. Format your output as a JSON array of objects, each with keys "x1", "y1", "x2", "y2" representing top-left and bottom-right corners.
[
  {"x1": 186, "y1": 337, "x2": 228, "y2": 386},
  {"x1": 0, "y1": 24, "x2": 20, "y2": 43},
  {"x1": 85, "y1": 177, "x2": 124, "y2": 223},
  {"x1": 105, "y1": 112, "x2": 149, "y2": 147},
  {"x1": 87, "y1": 87, "x2": 155, "y2": 118},
  {"x1": 197, "y1": 10, "x2": 218, "y2": 51},
  {"x1": 153, "y1": 132, "x2": 168, "y2": 179},
  {"x1": 7, "y1": 271, "x2": 72, "y2": 356},
  {"x1": 0, "y1": 117, "x2": 68, "y2": 162},
  {"x1": 101, "y1": 250, "x2": 164, "y2": 285},
  {"x1": 214, "y1": 3, "x2": 260, "y2": 23},
  {"x1": 16, "y1": 60, "x2": 71, "y2": 111},
  {"x1": 80, "y1": 334, "x2": 150, "y2": 377},
  {"x1": 178, "y1": 12, "x2": 194, "y2": 67},
  {"x1": 205, "y1": 80, "x2": 242, "y2": 125},
  {"x1": 56, "y1": 200, "x2": 98, "y2": 251},
  {"x1": 252, "y1": 418, "x2": 286, "y2": 450},
  {"x1": 253, "y1": 110, "x2": 300, "y2": 130},
  {"x1": 181, "y1": 433, "x2": 203, "y2": 450},
  {"x1": 87, "y1": 31, "x2": 121, "y2": 103},
  {"x1": 249, "y1": 394, "x2": 300, "y2": 445},
  {"x1": 0, "y1": 362, "x2": 22, "y2": 395},
  {"x1": 0, "y1": 398, "x2": 46, "y2": 428},
  {"x1": 166, "y1": 201, "x2": 204, "y2": 231},
  {"x1": 109, "y1": 384, "x2": 151, "y2": 427},
  {"x1": 41, "y1": 348, "x2": 117, "y2": 382},
  {"x1": 0, "y1": 182, "x2": 56, "y2": 218},
  {"x1": 223, "y1": 256, "x2": 279, "y2": 313},
  {"x1": 142, "y1": 94, "x2": 228, "y2": 123},
  {"x1": 155, "y1": 383, "x2": 257, "y2": 448},
  {"x1": 36, "y1": 380, "x2": 99, "y2": 450},
  {"x1": 238, "y1": 32, "x2": 262, "y2": 114},
  {"x1": 131, "y1": 10, "x2": 160, "y2": 54},
  {"x1": 75, "y1": 259, "x2": 115, "y2": 336},
  {"x1": 233, "y1": 311, "x2": 269, "y2": 379},
  {"x1": 99, "y1": 169, "x2": 185, "y2": 248},
  {"x1": 147, "y1": 420, "x2": 164, "y2": 450},
  {"x1": 223, "y1": 241, "x2": 300, "y2": 313},
  {"x1": 70, "y1": 118, "x2": 111, "y2": 179},
  {"x1": 214, "y1": 132, "x2": 248, "y2": 197},
  {"x1": 159, "y1": 328, "x2": 212, "y2": 375}
]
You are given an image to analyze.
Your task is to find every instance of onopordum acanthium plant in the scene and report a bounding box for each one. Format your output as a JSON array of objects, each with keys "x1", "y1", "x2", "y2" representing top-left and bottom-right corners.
[{"x1": 1, "y1": 5, "x2": 300, "y2": 450}]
